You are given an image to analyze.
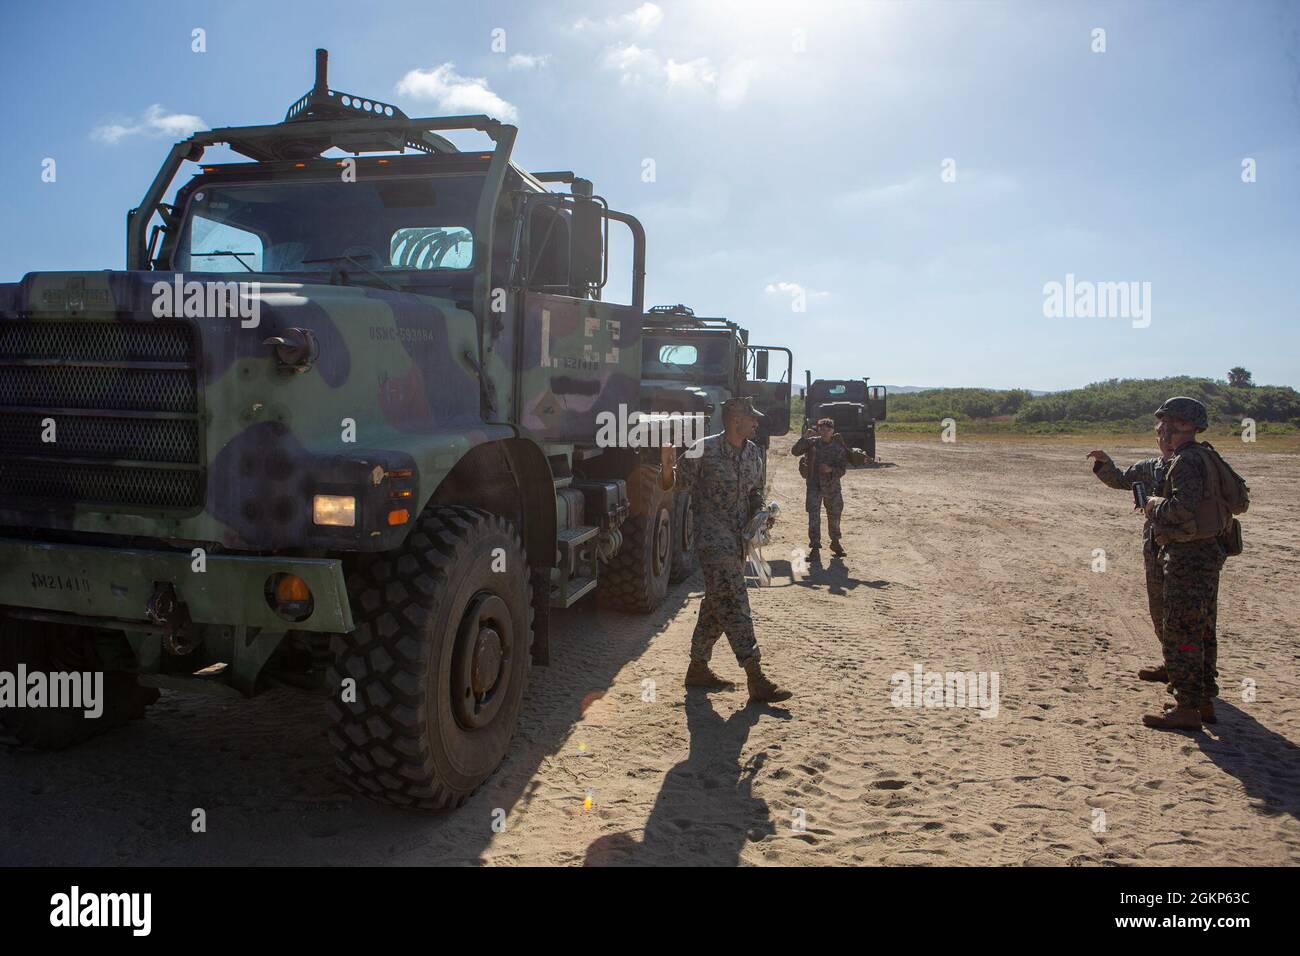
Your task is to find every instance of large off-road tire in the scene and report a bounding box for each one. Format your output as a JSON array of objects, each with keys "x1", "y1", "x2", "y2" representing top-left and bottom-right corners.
[
  {"x1": 600, "y1": 464, "x2": 672, "y2": 613},
  {"x1": 864, "y1": 427, "x2": 877, "y2": 462},
  {"x1": 668, "y1": 489, "x2": 697, "y2": 585},
  {"x1": 327, "y1": 506, "x2": 533, "y2": 811},
  {"x1": 0, "y1": 618, "x2": 157, "y2": 750}
]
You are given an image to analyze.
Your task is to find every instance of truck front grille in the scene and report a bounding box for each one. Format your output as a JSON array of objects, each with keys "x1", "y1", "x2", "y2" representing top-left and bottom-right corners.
[{"x1": 0, "y1": 320, "x2": 203, "y2": 511}]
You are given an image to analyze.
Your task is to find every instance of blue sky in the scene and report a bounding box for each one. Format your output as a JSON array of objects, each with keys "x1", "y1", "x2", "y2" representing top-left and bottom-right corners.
[{"x1": 1, "y1": 0, "x2": 1296, "y2": 389}]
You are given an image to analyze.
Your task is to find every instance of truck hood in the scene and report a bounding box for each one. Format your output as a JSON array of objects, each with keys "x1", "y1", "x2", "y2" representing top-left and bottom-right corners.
[{"x1": 0, "y1": 270, "x2": 499, "y2": 551}]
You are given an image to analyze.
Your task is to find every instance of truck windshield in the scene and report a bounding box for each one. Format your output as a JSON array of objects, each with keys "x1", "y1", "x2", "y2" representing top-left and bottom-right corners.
[
  {"x1": 173, "y1": 174, "x2": 484, "y2": 277},
  {"x1": 643, "y1": 336, "x2": 733, "y2": 379},
  {"x1": 813, "y1": 382, "x2": 867, "y2": 401}
]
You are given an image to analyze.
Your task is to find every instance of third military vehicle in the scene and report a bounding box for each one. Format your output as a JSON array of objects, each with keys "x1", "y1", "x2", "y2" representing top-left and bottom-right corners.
[{"x1": 802, "y1": 373, "x2": 888, "y2": 461}]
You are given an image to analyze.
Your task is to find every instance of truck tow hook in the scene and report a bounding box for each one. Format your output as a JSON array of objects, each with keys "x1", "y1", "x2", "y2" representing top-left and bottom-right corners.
[{"x1": 146, "y1": 582, "x2": 198, "y2": 655}]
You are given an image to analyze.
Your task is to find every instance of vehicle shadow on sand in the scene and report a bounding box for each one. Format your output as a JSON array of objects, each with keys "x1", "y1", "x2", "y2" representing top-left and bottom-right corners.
[
  {"x1": 0, "y1": 582, "x2": 698, "y2": 865},
  {"x1": 582, "y1": 690, "x2": 792, "y2": 866}
]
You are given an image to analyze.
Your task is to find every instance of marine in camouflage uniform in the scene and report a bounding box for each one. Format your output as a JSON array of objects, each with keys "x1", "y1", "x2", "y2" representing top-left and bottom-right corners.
[
  {"x1": 661, "y1": 397, "x2": 792, "y2": 702},
  {"x1": 792, "y1": 418, "x2": 849, "y2": 556},
  {"x1": 1092, "y1": 455, "x2": 1175, "y2": 662},
  {"x1": 1089, "y1": 397, "x2": 1228, "y2": 731}
]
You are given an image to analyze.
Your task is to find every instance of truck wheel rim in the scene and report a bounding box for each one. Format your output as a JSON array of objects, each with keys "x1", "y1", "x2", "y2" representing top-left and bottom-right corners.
[
  {"x1": 451, "y1": 592, "x2": 513, "y2": 730},
  {"x1": 653, "y1": 508, "x2": 671, "y2": 578}
]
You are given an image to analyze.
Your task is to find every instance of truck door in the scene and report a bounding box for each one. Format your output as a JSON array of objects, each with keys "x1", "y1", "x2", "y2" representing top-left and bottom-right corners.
[
  {"x1": 745, "y1": 345, "x2": 793, "y2": 437},
  {"x1": 867, "y1": 385, "x2": 888, "y2": 421},
  {"x1": 514, "y1": 194, "x2": 645, "y2": 442}
]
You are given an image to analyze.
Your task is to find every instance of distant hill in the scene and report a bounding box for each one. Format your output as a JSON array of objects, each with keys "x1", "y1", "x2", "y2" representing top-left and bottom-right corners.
[
  {"x1": 881, "y1": 385, "x2": 1053, "y2": 396},
  {"x1": 877, "y1": 377, "x2": 1300, "y2": 433},
  {"x1": 885, "y1": 387, "x2": 1037, "y2": 422},
  {"x1": 1014, "y1": 377, "x2": 1300, "y2": 426}
]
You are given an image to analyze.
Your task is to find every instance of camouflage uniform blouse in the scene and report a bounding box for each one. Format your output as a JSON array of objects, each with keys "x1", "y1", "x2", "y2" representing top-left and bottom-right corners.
[
  {"x1": 791, "y1": 435, "x2": 849, "y2": 490},
  {"x1": 675, "y1": 433, "x2": 765, "y2": 561}
]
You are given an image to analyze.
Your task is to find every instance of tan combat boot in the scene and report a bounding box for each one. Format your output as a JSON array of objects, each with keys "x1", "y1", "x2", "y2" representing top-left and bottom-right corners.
[
  {"x1": 1143, "y1": 705, "x2": 1202, "y2": 731},
  {"x1": 1137, "y1": 664, "x2": 1168, "y2": 682},
  {"x1": 1164, "y1": 699, "x2": 1216, "y2": 724},
  {"x1": 684, "y1": 660, "x2": 736, "y2": 691},
  {"x1": 744, "y1": 659, "x2": 792, "y2": 703}
]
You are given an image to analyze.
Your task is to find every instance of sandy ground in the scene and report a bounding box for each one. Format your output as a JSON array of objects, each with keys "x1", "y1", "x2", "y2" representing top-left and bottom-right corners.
[{"x1": 1, "y1": 435, "x2": 1297, "y2": 866}]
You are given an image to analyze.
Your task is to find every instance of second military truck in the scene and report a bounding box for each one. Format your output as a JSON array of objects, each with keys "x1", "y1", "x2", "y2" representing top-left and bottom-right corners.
[{"x1": 638, "y1": 304, "x2": 791, "y2": 582}]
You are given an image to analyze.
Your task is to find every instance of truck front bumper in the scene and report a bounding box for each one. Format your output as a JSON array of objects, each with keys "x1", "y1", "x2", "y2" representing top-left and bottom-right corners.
[{"x1": 0, "y1": 538, "x2": 353, "y2": 633}]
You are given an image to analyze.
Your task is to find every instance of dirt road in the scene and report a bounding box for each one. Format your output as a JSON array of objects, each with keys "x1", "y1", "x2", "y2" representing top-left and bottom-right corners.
[{"x1": 2, "y1": 436, "x2": 1296, "y2": 865}]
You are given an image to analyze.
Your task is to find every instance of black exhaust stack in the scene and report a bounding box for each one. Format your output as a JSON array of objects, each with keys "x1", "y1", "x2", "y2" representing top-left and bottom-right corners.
[{"x1": 314, "y1": 48, "x2": 329, "y2": 94}]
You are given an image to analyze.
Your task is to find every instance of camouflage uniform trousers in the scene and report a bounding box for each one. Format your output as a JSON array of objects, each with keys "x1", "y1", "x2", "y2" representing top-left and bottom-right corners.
[
  {"x1": 806, "y1": 482, "x2": 844, "y2": 547},
  {"x1": 690, "y1": 553, "x2": 761, "y2": 666},
  {"x1": 1152, "y1": 537, "x2": 1225, "y2": 707}
]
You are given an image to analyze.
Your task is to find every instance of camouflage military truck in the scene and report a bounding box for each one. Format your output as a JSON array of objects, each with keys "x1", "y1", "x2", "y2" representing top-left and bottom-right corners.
[
  {"x1": 0, "y1": 51, "x2": 667, "y2": 810},
  {"x1": 638, "y1": 305, "x2": 791, "y2": 583},
  {"x1": 802, "y1": 372, "x2": 887, "y2": 461}
]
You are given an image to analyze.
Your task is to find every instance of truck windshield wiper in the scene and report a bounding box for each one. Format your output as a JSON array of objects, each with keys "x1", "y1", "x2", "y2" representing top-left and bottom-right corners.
[
  {"x1": 300, "y1": 253, "x2": 401, "y2": 292},
  {"x1": 194, "y1": 250, "x2": 257, "y2": 272}
]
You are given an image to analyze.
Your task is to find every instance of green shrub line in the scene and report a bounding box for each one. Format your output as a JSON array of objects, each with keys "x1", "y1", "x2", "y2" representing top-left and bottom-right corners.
[{"x1": 791, "y1": 376, "x2": 1300, "y2": 436}]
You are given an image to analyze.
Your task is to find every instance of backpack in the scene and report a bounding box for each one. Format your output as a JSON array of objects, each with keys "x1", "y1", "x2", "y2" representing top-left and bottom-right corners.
[
  {"x1": 1202, "y1": 442, "x2": 1249, "y2": 557},
  {"x1": 1160, "y1": 443, "x2": 1249, "y2": 554},
  {"x1": 1199, "y1": 442, "x2": 1250, "y2": 516}
]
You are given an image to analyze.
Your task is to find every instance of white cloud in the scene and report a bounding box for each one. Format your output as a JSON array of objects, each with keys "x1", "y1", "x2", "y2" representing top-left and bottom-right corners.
[
  {"x1": 602, "y1": 43, "x2": 657, "y2": 78},
  {"x1": 716, "y1": 59, "x2": 758, "y2": 109},
  {"x1": 620, "y1": 2, "x2": 665, "y2": 32},
  {"x1": 601, "y1": 43, "x2": 757, "y2": 108},
  {"x1": 663, "y1": 57, "x2": 716, "y2": 90},
  {"x1": 507, "y1": 53, "x2": 551, "y2": 71},
  {"x1": 576, "y1": 2, "x2": 663, "y2": 34},
  {"x1": 765, "y1": 281, "x2": 830, "y2": 299},
  {"x1": 395, "y1": 63, "x2": 518, "y2": 121},
  {"x1": 91, "y1": 104, "x2": 206, "y2": 145}
]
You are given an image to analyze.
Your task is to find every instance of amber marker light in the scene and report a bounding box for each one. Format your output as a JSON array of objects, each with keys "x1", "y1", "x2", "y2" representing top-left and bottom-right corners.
[
  {"x1": 275, "y1": 574, "x2": 311, "y2": 604},
  {"x1": 267, "y1": 572, "x2": 314, "y2": 624}
]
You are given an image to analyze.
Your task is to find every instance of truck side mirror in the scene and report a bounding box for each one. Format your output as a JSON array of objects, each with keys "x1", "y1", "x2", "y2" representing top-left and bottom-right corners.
[
  {"x1": 754, "y1": 349, "x2": 769, "y2": 381},
  {"x1": 570, "y1": 198, "x2": 603, "y2": 287}
]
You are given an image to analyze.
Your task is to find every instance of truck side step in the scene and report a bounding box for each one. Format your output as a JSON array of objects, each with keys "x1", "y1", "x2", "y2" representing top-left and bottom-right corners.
[
  {"x1": 558, "y1": 526, "x2": 598, "y2": 549},
  {"x1": 551, "y1": 575, "x2": 597, "y2": 609}
]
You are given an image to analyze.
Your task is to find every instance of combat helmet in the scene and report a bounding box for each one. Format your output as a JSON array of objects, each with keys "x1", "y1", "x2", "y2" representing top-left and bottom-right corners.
[{"x1": 1154, "y1": 396, "x2": 1209, "y2": 431}]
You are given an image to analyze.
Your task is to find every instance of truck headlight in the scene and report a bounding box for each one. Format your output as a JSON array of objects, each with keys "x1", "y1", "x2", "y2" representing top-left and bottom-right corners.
[{"x1": 313, "y1": 494, "x2": 356, "y2": 527}]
